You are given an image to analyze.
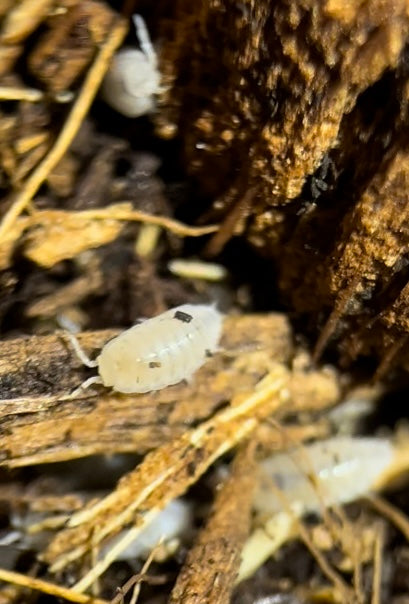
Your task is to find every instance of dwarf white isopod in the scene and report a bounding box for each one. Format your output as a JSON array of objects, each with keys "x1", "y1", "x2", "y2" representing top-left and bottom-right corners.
[
  {"x1": 101, "y1": 15, "x2": 161, "y2": 117},
  {"x1": 253, "y1": 436, "x2": 394, "y2": 516},
  {"x1": 238, "y1": 436, "x2": 395, "y2": 581},
  {"x1": 68, "y1": 304, "x2": 223, "y2": 394}
]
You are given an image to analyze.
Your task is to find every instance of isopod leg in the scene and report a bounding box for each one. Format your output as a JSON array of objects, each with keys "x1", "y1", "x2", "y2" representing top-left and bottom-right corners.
[
  {"x1": 63, "y1": 331, "x2": 98, "y2": 368},
  {"x1": 69, "y1": 376, "x2": 103, "y2": 398}
]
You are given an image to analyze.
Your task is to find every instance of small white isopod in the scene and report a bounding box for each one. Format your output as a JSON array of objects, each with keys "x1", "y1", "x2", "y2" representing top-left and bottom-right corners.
[
  {"x1": 239, "y1": 436, "x2": 395, "y2": 581},
  {"x1": 253, "y1": 436, "x2": 394, "y2": 516},
  {"x1": 68, "y1": 304, "x2": 223, "y2": 394},
  {"x1": 101, "y1": 14, "x2": 161, "y2": 118}
]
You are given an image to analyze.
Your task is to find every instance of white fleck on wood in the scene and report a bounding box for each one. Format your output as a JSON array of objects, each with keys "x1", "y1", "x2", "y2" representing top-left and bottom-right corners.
[{"x1": 168, "y1": 258, "x2": 228, "y2": 281}]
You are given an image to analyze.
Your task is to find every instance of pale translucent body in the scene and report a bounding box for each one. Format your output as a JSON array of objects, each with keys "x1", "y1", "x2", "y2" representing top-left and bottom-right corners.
[
  {"x1": 254, "y1": 436, "x2": 394, "y2": 516},
  {"x1": 97, "y1": 304, "x2": 223, "y2": 393},
  {"x1": 101, "y1": 15, "x2": 161, "y2": 117},
  {"x1": 238, "y1": 436, "x2": 395, "y2": 581},
  {"x1": 101, "y1": 499, "x2": 192, "y2": 561},
  {"x1": 101, "y1": 49, "x2": 160, "y2": 117}
]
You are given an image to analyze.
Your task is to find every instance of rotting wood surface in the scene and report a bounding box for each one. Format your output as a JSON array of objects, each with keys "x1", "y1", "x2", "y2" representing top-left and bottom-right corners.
[
  {"x1": 0, "y1": 311, "x2": 340, "y2": 470},
  {"x1": 0, "y1": 2, "x2": 401, "y2": 602},
  {"x1": 41, "y1": 363, "x2": 291, "y2": 586},
  {"x1": 0, "y1": 314, "x2": 299, "y2": 466},
  {"x1": 158, "y1": 0, "x2": 409, "y2": 205},
  {"x1": 40, "y1": 358, "x2": 339, "y2": 590},
  {"x1": 168, "y1": 443, "x2": 257, "y2": 604},
  {"x1": 156, "y1": 0, "x2": 409, "y2": 373}
]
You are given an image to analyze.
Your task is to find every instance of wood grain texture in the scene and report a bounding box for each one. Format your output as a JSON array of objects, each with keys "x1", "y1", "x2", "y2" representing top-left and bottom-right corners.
[
  {"x1": 0, "y1": 314, "x2": 293, "y2": 466},
  {"x1": 168, "y1": 443, "x2": 257, "y2": 604},
  {"x1": 156, "y1": 0, "x2": 409, "y2": 372}
]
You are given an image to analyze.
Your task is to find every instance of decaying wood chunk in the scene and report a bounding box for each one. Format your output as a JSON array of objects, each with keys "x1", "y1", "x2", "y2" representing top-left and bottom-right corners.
[
  {"x1": 39, "y1": 356, "x2": 340, "y2": 591},
  {"x1": 0, "y1": 309, "x2": 343, "y2": 592},
  {"x1": 168, "y1": 444, "x2": 257, "y2": 604},
  {"x1": 278, "y1": 145, "x2": 409, "y2": 368},
  {"x1": 0, "y1": 314, "x2": 297, "y2": 466},
  {"x1": 158, "y1": 0, "x2": 409, "y2": 205},
  {"x1": 41, "y1": 365, "x2": 290, "y2": 578},
  {"x1": 155, "y1": 0, "x2": 409, "y2": 371}
]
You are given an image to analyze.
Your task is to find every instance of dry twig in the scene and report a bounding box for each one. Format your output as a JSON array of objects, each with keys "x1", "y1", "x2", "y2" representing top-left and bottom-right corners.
[
  {"x1": 0, "y1": 204, "x2": 218, "y2": 269},
  {"x1": 169, "y1": 442, "x2": 257, "y2": 603},
  {"x1": 366, "y1": 494, "x2": 409, "y2": 543},
  {"x1": 371, "y1": 523, "x2": 384, "y2": 604},
  {"x1": 0, "y1": 568, "x2": 108, "y2": 604},
  {"x1": 109, "y1": 542, "x2": 167, "y2": 604},
  {"x1": 0, "y1": 85, "x2": 43, "y2": 101},
  {"x1": 43, "y1": 365, "x2": 290, "y2": 590}
]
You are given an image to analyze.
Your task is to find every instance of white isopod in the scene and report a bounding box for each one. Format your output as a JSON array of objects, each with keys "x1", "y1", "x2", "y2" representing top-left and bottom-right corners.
[
  {"x1": 69, "y1": 304, "x2": 223, "y2": 394},
  {"x1": 253, "y1": 436, "x2": 394, "y2": 516},
  {"x1": 101, "y1": 14, "x2": 161, "y2": 118},
  {"x1": 239, "y1": 437, "x2": 395, "y2": 582}
]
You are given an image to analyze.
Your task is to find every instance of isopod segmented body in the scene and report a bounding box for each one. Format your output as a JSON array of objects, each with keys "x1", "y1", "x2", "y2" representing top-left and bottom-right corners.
[
  {"x1": 97, "y1": 304, "x2": 223, "y2": 393},
  {"x1": 101, "y1": 15, "x2": 161, "y2": 118},
  {"x1": 253, "y1": 436, "x2": 394, "y2": 515}
]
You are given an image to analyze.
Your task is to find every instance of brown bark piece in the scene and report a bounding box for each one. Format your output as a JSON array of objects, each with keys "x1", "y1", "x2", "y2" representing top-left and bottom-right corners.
[
  {"x1": 28, "y1": 0, "x2": 116, "y2": 92},
  {"x1": 276, "y1": 146, "x2": 409, "y2": 364},
  {"x1": 168, "y1": 444, "x2": 257, "y2": 604},
  {"x1": 25, "y1": 270, "x2": 102, "y2": 318},
  {"x1": 23, "y1": 207, "x2": 126, "y2": 267},
  {"x1": 42, "y1": 364, "x2": 290, "y2": 581},
  {"x1": 155, "y1": 0, "x2": 409, "y2": 371},
  {"x1": 41, "y1": 359, "x2": 340, "y2": 589},
  {"x1": 158, "y1": 0, "x2": 409, "y2": 206},
  {"x1": 327, "y1": 151, "x2": 409, "y2": 307},
  {"x1": 321, "y1": 149, "x2": 409, "y2": 360},
  {"x1": 0, "y1": 313, "x2": 293, "y2": 466}
]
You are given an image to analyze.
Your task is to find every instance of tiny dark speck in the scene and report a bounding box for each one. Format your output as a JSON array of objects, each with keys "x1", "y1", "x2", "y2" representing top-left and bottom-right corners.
[
  {"x1": 149, "y1": 361, "x2": 161, "y2": 368},
  {"x1": 174, "y1": 310, "x2": 193, "y2": 323},
  {"x1": 187, "y1": 461, "x2": 196, "y2": 475},
  {"x1": 205, "y1": 349, "x2": 213, "y2": 358}
]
